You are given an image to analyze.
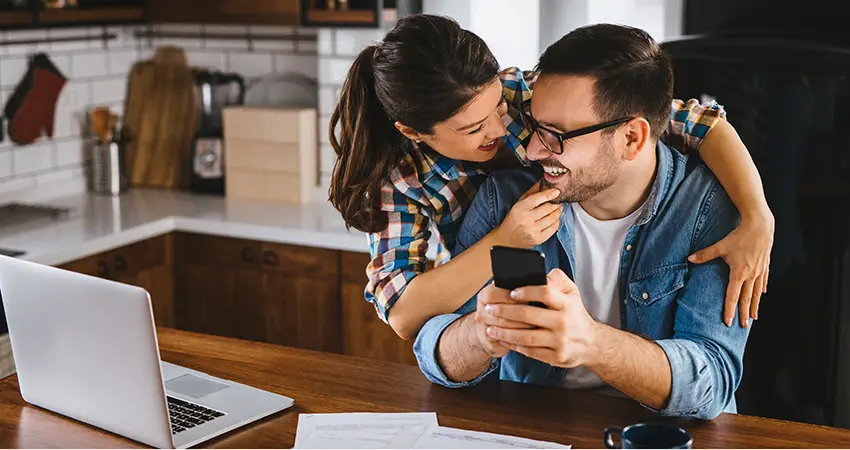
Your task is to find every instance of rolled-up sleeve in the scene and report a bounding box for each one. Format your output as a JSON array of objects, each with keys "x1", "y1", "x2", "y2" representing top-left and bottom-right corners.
[
  {"x1": 414, "y1": 170, "x2": 503, "y2": 387},
  {"x1": 413, "y1": 304, "x2": 500, "y2": 388},
  {"x1": 651, "y1": 180, "x2": 749, "y2": 420},
  {"x1": 663, "y1": 99, "x2": 727, "y2": 155}
]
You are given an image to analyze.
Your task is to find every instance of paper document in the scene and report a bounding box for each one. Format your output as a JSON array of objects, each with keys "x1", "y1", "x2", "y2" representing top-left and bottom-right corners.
[
  {"x1": 411, "y1": 426, "x2": 570, "y2": 449},
  {"x1": 294, "y1": 412, "x2": 439, "y2": 449}
]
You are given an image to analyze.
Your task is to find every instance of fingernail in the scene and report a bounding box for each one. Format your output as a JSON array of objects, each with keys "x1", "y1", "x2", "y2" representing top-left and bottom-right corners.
[
  {"x1": 551, "y1": 189, "x2": 560, "y2": 197},
  {"x1": 487, "y1": 327, "x2": 496, "y2": 338},
  {"x1": 510, "y1": 290, "x2": 519, "y2": 299},
  {"x1": 688, "y1": 254, "x2": 697, "y2": 263},
  {"x1": 725, "y1": 317, "x2": 733, "y2": 327},
  {"x1": 485, "y1": 304, "x2": 494, "y2": 314},
  {"x1": 743, "y1": 321, "x2": 749, "y2": 329}
]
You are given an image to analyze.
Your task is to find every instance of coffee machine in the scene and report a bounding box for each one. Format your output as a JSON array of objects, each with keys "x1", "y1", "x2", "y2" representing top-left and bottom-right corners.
[{"x1": 190, "y1": 70, "x2": 245, "y2": 195}]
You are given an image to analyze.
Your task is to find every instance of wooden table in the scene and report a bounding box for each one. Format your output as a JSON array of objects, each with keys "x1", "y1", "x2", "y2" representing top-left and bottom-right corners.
[{"x1": 1, "y1": 328, "x2": 849, "y2": 449}]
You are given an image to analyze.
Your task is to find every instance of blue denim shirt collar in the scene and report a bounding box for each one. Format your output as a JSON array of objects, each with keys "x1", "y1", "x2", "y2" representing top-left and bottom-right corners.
[{"x1": 557, "y1": 142, "x2": 675, "y2": 274}]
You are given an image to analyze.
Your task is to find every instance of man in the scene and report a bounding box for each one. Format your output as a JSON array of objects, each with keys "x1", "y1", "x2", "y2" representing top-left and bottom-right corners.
[{"x1": 413, "y1": 24, "x2": 751, "y2": 420}]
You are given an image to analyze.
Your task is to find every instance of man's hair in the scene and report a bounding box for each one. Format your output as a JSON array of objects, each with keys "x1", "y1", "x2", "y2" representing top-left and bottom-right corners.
[{"x1": 535, "y1": 24, "x2": 673, "y2": 139}]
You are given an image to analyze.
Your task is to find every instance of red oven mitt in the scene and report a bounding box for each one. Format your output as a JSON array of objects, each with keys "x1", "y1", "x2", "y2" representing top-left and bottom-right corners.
[{"x1": 3, "y1": 53, "x2": 67, "y2": 145}]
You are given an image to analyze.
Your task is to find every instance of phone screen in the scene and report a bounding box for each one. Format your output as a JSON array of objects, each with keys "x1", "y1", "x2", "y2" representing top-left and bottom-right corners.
[{"x1": 490, "y1": 246, "x2": 547, "y2": 290}]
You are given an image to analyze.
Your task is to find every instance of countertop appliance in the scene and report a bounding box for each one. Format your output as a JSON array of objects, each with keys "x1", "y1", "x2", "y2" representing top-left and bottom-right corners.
[{"x1": 190, "y1": 70, "x2": 245, "y2": 195}]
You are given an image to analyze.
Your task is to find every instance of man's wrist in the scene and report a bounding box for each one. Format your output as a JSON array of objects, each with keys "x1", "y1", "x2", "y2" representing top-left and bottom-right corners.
[{"x1": 580, "y1": 320, "x2": 611, "y2": 369}]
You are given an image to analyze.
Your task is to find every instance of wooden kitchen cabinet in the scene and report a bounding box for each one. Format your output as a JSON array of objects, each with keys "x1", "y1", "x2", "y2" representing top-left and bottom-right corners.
[
  {"x1": 146, "y1": 0, "x2": 300, "y2": 25},
  {"x1": 173, "y1": 233, "x2": 341, "y2": 353},
  {"x1": 340, "y1": 251, "x2": 416, "y2": 365},
  {"x1": 57, "y1": 232, "x2": 421, "y2": 365},
  {"x1": 58, "y1": 234, "x2": 175, "y2": 328}
]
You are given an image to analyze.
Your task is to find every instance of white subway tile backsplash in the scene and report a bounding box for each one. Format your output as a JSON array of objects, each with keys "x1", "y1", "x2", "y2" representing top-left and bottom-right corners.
[
  {"x1": 203, "y1": 25, "x2": 250, "y2": 50},
  {"x1": 0, "y1": 177, "x2": 37, "y2": 197},
  {"x1": 91, "y1": 78, "x2": 127, "y2": 105},
  {"x1": 48, "y1": 28, "x2": 92, "y2": 52},
  {"x1": 0, "y1": 151, "x2": 11, "y2": 179},
  {"x1": 274, "y1": 54, "x2": 318, "y2": 80},
  {"x1": 250, "y1": 25, "x2": 296, "y2": 51},
  {"x1": 320, "y1": 143, "x2": 336, "y2": 174},
  {"x1": 4, "y1": 29, "x2": 49, "y2": 56},
  {"x1": 319, "y1": 86, "x2": 340, "y2": 115},
  {"x1": 72, "y1": 53, "x2": 110, "y2": 78},
  {"x1": 13, "y1": 141, "x2": 55, "y2": 176},
  {"x1": 36, "y1": 165, "x2": 77, "y2": 186},
  {"x1": 50, "y1": 54, "x2": 73, "y2": 79},
  {"x1": 227, "y1": 53, "x2": 273, "y2": 78},
  {"x1": 296, "y1": 40, "x2": 318, "y2": 54},
  {"x1": 186, "y1": 51, "x2": 227, "y2": 71},
  {"x1": 55, "y1": 140, "x2": 85, "y2": 167},
  {"x1": 0, "y1": 56, "x2": 28, "y2": 89},
  {"x1": 318, "y1": 29, "x2": 334, "y2": 55},
  {"x1": 333, "y1": 29, "x2": 384, "y2": 56},
  {"x1": 319, "y1": 57, "x2": 355, "y2": 86},
  {"x1": 319, "y1": 114, "x2": 332, "y2": 145},
  {"x1": 0, "y1": 22, "x2": 321, "y2": 201},
  {"x1": 106, "y1": 25, "x2": 137, "y2": 49},
  {"x1": 108, "y1": 49, "x2": 141, "y2": 75}
]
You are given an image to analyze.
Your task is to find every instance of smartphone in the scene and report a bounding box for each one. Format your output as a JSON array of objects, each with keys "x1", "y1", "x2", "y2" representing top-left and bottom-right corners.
[{"x1": 490, "y1": 246, "x2": 548, "y2": 308}]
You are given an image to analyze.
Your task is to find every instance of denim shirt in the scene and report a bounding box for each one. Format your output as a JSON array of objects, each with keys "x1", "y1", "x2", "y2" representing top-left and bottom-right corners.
[{"x1": 413, "y1": 142, "x2": 751, "y2": 420}]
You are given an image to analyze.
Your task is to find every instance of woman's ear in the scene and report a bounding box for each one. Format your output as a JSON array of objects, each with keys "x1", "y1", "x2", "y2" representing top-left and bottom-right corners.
[
  {"x1": 394, "y1": 121, "x2": 423, "y2": 143},
  {"x1": 622, "y1": 118, "x2": 651, "y2": 161}
]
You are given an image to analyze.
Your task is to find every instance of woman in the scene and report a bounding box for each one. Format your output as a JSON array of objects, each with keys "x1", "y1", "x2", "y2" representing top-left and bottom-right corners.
[{"x1": 329, "y1": 14, "x2": 774, "y2": 340}]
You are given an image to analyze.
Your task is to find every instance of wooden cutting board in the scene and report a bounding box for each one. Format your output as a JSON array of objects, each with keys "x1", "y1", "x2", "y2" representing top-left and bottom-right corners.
[{"x1": 123, "y1": 46, "x2": 197, "y2": 189}]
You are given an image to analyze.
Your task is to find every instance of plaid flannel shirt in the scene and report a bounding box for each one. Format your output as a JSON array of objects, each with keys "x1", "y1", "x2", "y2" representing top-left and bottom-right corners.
[{"x1": 365, "y1": 67, "x2": 727, "y2": 322}]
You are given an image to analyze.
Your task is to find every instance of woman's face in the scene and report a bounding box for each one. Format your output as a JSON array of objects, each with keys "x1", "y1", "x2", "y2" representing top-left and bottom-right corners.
[{"x1": 410, "y1": 78, "x2": 509, "y2": 163}]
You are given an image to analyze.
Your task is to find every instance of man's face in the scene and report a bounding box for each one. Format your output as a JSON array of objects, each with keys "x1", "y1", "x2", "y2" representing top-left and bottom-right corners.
[{"x1": 526, "y1": 75, "x2": 622, "y2": 203}]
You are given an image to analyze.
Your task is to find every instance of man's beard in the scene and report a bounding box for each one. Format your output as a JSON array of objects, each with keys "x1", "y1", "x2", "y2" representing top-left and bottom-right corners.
[{"x1": 541, "y1": 136, "x2": 619, "y2": 204}]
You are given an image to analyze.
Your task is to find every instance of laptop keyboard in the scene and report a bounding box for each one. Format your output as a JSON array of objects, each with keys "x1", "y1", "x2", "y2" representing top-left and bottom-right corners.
[{"x1": 167, "y1": 396, "x2": 226, "y2": 434}]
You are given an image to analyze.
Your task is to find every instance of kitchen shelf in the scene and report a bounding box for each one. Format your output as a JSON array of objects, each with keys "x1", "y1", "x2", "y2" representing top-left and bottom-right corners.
[
  {"x1": 0, "y1": 11, "x2": 33, "y2": 27},
  {"x1": 37, "y1": 6, "x2": 144, "y2": 25},
  {"x1": 305, "y1": 9, "x2": 376, "y2": 24}
]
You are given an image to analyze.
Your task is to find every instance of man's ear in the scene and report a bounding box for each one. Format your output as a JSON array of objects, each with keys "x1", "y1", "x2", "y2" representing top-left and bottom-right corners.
[
  {"x1": 622, "y1": 118, "x2": 651, "y2": 161},
  {"x1": 394, "y1": 121, "x2": 423, "y2": 143}
]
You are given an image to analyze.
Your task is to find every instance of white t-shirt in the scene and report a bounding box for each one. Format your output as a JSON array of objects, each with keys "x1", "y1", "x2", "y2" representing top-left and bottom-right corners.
[{"x1": 562, "y1": 202, "x2": 643, "y2": 388}]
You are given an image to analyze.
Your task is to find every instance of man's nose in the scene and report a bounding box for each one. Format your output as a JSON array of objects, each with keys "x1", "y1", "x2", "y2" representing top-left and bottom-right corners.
[{"x1": 526, "y1": 131, "x2": 546, "y2": 161}]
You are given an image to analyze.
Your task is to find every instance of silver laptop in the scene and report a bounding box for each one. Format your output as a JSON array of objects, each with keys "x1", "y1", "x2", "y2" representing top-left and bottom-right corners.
[{"x1": 0, "y1": 255, "x2": 294, "y2": 449}]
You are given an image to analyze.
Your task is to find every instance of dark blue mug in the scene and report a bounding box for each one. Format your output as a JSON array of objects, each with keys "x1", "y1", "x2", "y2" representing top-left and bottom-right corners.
[{"x1": 604, "y1": 423, "x2": 693, "y2": 449}]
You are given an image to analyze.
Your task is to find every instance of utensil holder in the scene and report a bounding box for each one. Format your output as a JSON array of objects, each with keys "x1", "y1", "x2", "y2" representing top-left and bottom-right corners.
[{"x1": 90, "y1": 140, "x2": 129, "y2": 196}]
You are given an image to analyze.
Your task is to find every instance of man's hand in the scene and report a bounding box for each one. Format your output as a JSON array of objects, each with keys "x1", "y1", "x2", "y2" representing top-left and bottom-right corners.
[
  {"x1": 483, "y1": 269, "x2": 600, "y2": 368},
  {"x1": 474, "y1": 281, "x2": 535, "y2": 358}
]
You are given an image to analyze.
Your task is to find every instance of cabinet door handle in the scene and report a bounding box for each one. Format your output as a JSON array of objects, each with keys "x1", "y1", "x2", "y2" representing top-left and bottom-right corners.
[
  {"x1": 96, "y1": 260, "x2": 111, "y2": 278},
  {"x1": 263, "y1": 250, "x2": 279, "y2": 267},
  {"x1": 241, "y1": 247, "x2": 257, "y2": 263},
  {"x1": 113, "y1": 255, "x2": 127, "y2": 272}
]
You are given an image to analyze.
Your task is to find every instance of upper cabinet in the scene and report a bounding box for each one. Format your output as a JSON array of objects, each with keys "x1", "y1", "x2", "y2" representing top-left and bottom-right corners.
[
  {"x1": 299, "y1": 0, "x2": 381, "y2": 27},
  {"x1": 0, "y1": 0, "x2": 144, "y2": 28},
  {"x1": 147, "y1": 0, "x2": 300, "y2": 26}
]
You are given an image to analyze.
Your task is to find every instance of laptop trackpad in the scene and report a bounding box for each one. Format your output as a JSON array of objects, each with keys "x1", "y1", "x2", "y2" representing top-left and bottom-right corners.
[{"x1": 166, "y1": 374, "x2": 230, "y2": 399}]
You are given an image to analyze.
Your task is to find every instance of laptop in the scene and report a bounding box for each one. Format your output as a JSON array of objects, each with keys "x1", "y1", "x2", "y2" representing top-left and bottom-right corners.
[{"x1": 0, "y1": 255, "x2": 294, "y2": 449}]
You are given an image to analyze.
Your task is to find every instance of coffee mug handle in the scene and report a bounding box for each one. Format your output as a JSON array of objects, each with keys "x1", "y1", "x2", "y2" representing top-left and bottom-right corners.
[{"x1": 604, "y1": 427, "x2": 623, "y2": 449}]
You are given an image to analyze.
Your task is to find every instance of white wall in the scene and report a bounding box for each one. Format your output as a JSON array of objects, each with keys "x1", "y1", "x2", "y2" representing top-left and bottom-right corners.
[{"x1": 424, "y1": 0, "x2": 541, "y2": 70}]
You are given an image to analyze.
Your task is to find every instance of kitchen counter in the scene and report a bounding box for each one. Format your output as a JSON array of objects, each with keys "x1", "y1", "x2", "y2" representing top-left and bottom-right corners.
[{"x1": 0, "y1": 189, "x2": 386, "y2": 267}]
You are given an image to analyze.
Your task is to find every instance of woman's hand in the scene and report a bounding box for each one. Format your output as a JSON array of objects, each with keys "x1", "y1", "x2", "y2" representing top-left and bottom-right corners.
[
  {"x1": 493, "y1": 182, "x2": 562, "y2": 248},
  {"x1": 688, "y1": 211, "x2": 775, "y2": 328}
]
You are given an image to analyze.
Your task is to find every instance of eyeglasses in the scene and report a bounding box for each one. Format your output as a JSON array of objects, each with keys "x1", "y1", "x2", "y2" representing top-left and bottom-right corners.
[{"x1": 520, "y1": 100, "x2": 633, "y2": 155}]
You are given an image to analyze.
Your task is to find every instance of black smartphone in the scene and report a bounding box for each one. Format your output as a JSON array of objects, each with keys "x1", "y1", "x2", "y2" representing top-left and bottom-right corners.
[{"x1": 490, "y1": 246, "x2": 548, "y2": 308}]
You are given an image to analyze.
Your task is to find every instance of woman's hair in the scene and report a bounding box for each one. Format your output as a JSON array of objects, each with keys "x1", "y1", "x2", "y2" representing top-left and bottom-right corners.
[{"x1": 329, "y1": 14, "x2": 499, "y2": 233}]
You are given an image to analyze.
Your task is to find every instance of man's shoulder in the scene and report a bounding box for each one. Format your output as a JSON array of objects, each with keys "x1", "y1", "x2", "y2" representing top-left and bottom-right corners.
[
  {"x1": 480, "y1": 167, "x2": 542, "y2": 211},
  {"x1": 660, "y1": 144, "x2": 739, "y2": 243}
]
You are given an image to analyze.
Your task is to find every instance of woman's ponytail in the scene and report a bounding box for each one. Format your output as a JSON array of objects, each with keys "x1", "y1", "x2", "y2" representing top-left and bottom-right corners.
[{"x1": 329, "y1": 45, "x2": 403, "y2": 233}]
